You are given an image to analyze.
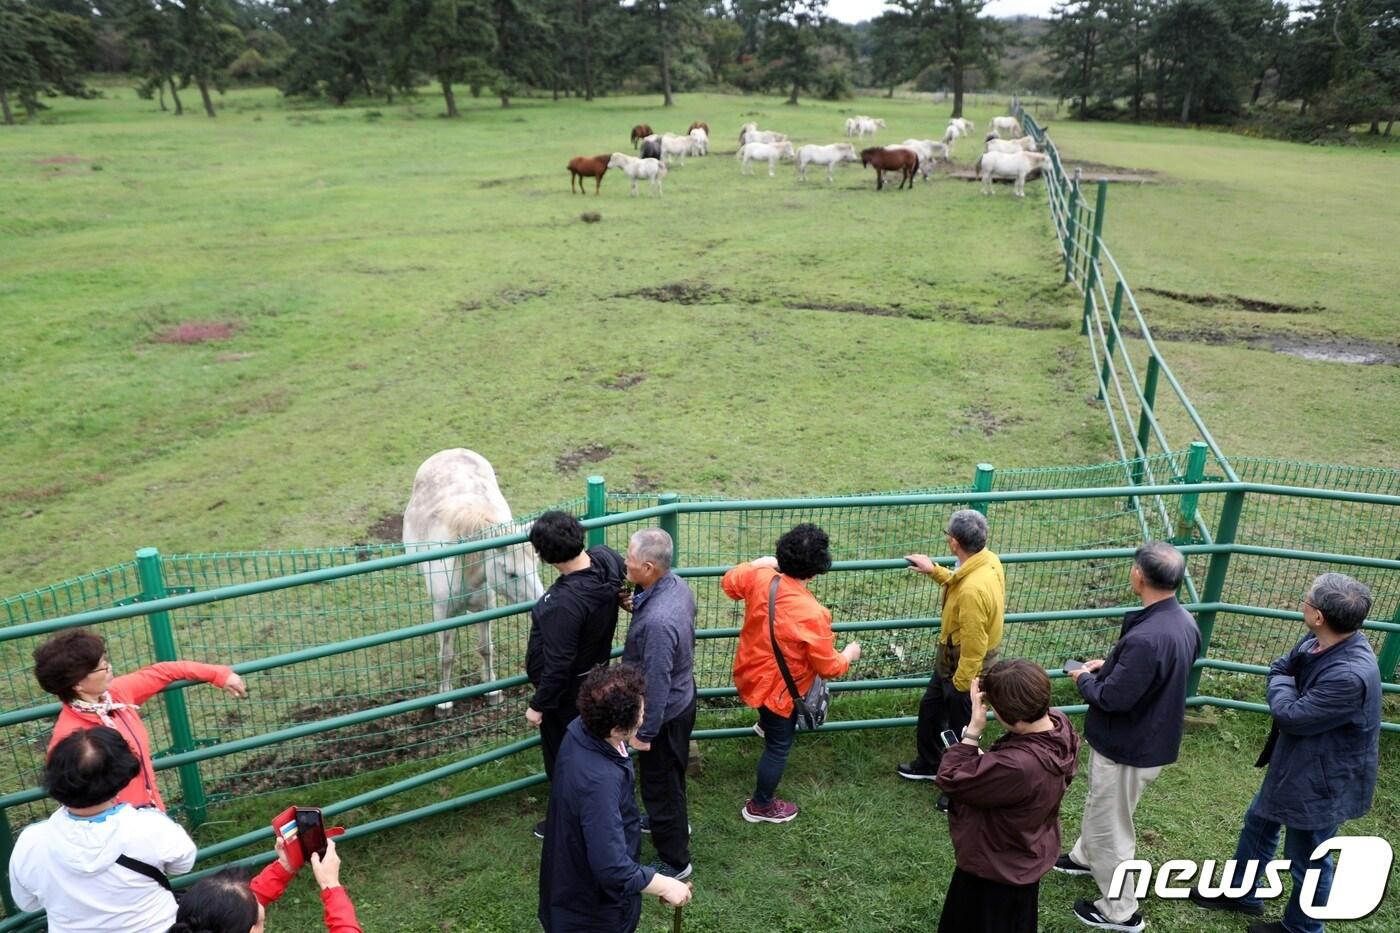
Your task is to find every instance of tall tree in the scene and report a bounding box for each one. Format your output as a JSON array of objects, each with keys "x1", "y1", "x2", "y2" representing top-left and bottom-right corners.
[
  {"x1": 171, "y1": 0, "x2": 243, "y2": 115},
  {"x1": 888, "y1": 0, "x2": 1000, "y2": 118},
  {"x1": 759, "y1": 0, "x2": 831, "y2": 104},
  {"x1": 867, "y1": 9, "x2": 918, "y2": 96},
  {"x1": 0, "y1": 0, "x2": 93, "y2": 124},
  {"x1": 411, "y1": 0, "x2": 495, "y2": 116},
  {"x1": 1044, "y1": 0, "x2": 1110, "y2": 118},
  {"x1": 486, "y1": 0, "x2": 552, "y2": 106}
]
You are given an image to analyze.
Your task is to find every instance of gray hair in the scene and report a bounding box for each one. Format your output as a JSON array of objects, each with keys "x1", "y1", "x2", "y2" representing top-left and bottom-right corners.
[
  {"x1": 1307, "y1": 573, "x2": 1372, "y2": 633},
  {"x1": 629, "y1": 528, "x2": 673, "y2": 573},
  {"x1": 1133, "y1": 541, "x2": 1186, "y2": 591},
  {"x1": 945, "y1": 510, "x2": 988, "y2": 553}
]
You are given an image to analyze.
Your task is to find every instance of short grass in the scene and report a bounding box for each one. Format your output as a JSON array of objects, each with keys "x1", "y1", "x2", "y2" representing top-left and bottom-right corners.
[{"x1": 200, "y1": 694, "x2": 1400, "y2": 932}]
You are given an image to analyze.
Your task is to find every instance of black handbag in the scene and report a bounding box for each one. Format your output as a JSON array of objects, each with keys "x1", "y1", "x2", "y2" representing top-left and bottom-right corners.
[{"x1": 767, "y1": 575, "x2": 830, "y2": 731}]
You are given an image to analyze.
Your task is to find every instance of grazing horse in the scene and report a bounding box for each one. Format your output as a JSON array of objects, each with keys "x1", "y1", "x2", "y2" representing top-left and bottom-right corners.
[
  {"x1": 688, "y1": 121, "x2": 709, "y2": 136},
  {"x1": 984, "y1": 133, "x2": 1038, "y2": 154},
  {"x1": 639, "y1": 137, "x2": 662, "y2": 161},
  {"x1": 630, "y1": 124, "x2": 654, "y2": 149},
  {"x1": 990, "y1": 115, "x2": 1022, "y2": 137},
  {"x1": 861, "y1": 146, "x2": 918, "y2": 190},
  {"x1": 567, "y1": 154, "x2": 611, "y2": 195},
  {"x1": 403, "y1": 449, "x2": 544, "y2": 711},
  {"x1": 975, "y1": 150, "x2": 1051, "y2": 196}
]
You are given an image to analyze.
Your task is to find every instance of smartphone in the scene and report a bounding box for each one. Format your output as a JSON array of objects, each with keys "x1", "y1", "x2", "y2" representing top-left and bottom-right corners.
[
  {"x1": 293, "y1": 807, "x2": 329, "y2": 862},
  {"x1": 939, "y1": 728, "x2": 960, "y2": 749},
  {"x1": 1063, "y1": 658, "x2": 1086, "y2": 675}
]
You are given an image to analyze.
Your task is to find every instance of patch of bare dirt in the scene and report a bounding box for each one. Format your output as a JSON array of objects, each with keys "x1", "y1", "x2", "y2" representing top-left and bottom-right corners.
[
  {"x1": 1064, "y1": 160, "x2": 1161, "y2": 183},
  {"x1": 4, "y1": 483, "x2": 66, "y2": 503},
  {"x1": 477, "y1": 174, "x2": 543, "y2": 189},
  {"x1": 1141, "y1": 287, "x2": 1320, "y2": 314},
  {"x1": 785, "y1": 300, "x2": 901, "y2": 317},
  {"x1": 580, "y1": 212, "x2": 602, "y2": 223},
  {"x1": 555, "y1": 444, "x2": 613, "y2": 473},
  {"x1": 215, "y1": 352, "x2": 254, "y2": 363},
  {"x1": 151, "y1": 321, "x2": 240, "y2": 344},
  {"x1": 366, "y1": 513, "x2": 404, "y2": 542},
  {"x1": 34, "y1": 155, "x2": 87, "y2": 165},
  {"x1": 600, "y1": 372, "x2": 647, "y2": 390},
  {"x1": 619, "y1": 282, "x2": 729, "y2": 305},
  {"x1": 1121, "y1": 324, "x2": 1400, "y2": 366},
  {"x1": 233, "y1": 389, "x2": 290, "y2": 415},
  {"x1": 959, "y1": 404, "x2": 1025, "y2": 438},
  {"x1": 632, "y1": 473, "x2": 659, "y2": 493}
]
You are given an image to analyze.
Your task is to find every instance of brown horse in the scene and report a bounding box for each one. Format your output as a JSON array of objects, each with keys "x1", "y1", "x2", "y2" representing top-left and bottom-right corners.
[
  {"x1": 568, "y1": 154, "x2": 611, "y2": 195},
  {"x1": 860, "y1": 146, "x2": 918, "y2": 191},
  {"x1": 688, "y1": 121, "x2": 709, "y2": 135},
  {"x1": 630, "y1": 124, "x2": 653, "y2": 149}
]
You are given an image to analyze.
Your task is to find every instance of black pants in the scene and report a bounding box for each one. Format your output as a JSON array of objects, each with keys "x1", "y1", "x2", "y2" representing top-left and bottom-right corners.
[
  {"x1": 539, "y1": 696, "x2": 579, "y2": 781},
  {"x1": 914, "y1": 672, "x2": 972, "y2": 769},
  {"x1": 937, "y1": 867, "x2": 1039, "y2": 933},
  {"x1": 638, "y1": 696, "x2": 696, "y2": 869}
]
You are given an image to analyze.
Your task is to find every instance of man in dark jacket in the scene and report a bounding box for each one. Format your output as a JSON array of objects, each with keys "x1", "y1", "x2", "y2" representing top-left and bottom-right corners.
[
  {"x1": 1059, "y1": 541, "x2": 1201, "y2": 933},
  {"x1": 1190, "y1": 573, "x2": 1380, "y2": 933},
  {"x1": 621, "y1": 528, "x2": 697, "y2": 882},
  {"x1": 538, "y1": 665, "x2": 692, "y2": 932},
  {"x1": 525, "y1": 510, "x2": 627, "y2": 838}
]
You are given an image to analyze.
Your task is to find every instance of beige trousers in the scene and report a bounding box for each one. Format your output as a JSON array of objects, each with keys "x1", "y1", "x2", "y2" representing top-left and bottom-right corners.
[{"x1": 1068, "y1": 747, "x2": 1164, "y2": 922}]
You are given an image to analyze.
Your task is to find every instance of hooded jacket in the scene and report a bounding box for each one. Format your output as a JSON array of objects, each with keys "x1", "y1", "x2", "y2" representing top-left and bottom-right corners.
[
  {"x1": 48, "y1": 661, "x2": 233, "y2": 811},
  {"x1": 937, "y1": 708, "x2": 1081, "y2": 886},
  {"x1": 526, "y1": 546, "x2": 626, "y2": 713},
  {"x1": 927, "y1": 549, "x2": 1006, "y2": 692},
  {"x1": 8, "y1": 803, "x2": 196, "y2": 933},
  {"x1": 538, "y1": 718, "x2": 655, "y2": 932}
]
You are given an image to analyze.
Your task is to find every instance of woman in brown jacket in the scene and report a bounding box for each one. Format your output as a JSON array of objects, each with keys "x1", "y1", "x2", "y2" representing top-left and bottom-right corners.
[{"x1": 936, "y1": 659, "x2": 1081, "y2": 933}]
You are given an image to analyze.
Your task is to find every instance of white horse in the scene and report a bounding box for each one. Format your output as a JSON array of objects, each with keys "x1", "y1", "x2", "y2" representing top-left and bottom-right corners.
[
  {"x1": 948, "y1": 117, "x2": 974, "y2": 135},
  {"x1": 741, "y1": 128, "x2": 789, "y2": 146},
  {"x1": 608, "y1": 152, "x2": 667, "y2": 196},
  {"x1": 403, "y1": 449, "x2": 544, "y2": 711},
  {"x1": 897, "y1": 138, "x2": 950, "y2": 180},
  {"x1": 796, "y1": 143, "x2": 858, "y2": 182},
  {"x1": 738, "y1": 140, "x2": 795, "y2": 176},
  {"x1": 853, "y1": 116, "x2": 886, "y2": 138},
  {"x1": 687, "y1": 127, "x2": 708, "y2": 156},
  {"x1": 990, "y1": 115, "x2": 1023, "y2": 137},
  {"x1": 984, "y1": 133, "x2": 1038, "y2": 153},
  {"x1": 976, "y1": 150, "x2": 1050, "y2": 197}
]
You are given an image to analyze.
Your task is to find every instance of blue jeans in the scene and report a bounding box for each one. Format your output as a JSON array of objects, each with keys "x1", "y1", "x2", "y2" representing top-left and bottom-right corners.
[
  {"x1": 753, "y1": 706, "x2": 799, "y2": 806},
  {"x1": 1226, "y1": 794, "x2": 1338, "y2": 933}
]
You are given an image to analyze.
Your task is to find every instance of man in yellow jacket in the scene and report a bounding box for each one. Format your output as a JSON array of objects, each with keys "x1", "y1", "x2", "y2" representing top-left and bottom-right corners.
[{"x1": 898, "y1": 509, "x2": 1006, "y2": 810}]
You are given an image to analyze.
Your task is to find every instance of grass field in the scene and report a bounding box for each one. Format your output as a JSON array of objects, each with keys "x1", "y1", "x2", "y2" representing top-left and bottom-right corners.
[{"x1": 3, "y1": 85, "x2": 1399, "y2": 931}]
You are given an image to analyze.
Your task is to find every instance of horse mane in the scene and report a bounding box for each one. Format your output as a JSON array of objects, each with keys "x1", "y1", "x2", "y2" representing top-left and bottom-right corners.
[{"x1": 440, "y1": 499, "x2": 509, "y2": 541}]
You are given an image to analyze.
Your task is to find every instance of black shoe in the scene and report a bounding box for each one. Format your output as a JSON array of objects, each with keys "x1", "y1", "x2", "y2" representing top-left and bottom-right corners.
[
  {"x1": 1053, "y1": 853, "x2": 1092, "y2": 876},
  {"x1": 1187, "y1": 888, "x2": 1264, "y2": 916},
  {"x1": 1072, "y1": 899, "x2": 1144, "y2": 932},
  {"x1": 935, "y1": 794, "x2": 951, "y2": 812},
  {"x1": 533, "y1": 820, "x2": 545, "y2": 840},
  {"x1": 1246, "y1": 923, "x2": 1287, "y2": 933},
  {"x1": 897, "y1": 759, "x2": 939, "y2": 781}
]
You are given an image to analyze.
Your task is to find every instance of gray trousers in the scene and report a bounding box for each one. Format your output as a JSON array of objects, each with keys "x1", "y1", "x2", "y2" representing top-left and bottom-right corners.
[{"x1": 1068, "y1": 747, "x2": 1164, "y2": 922}]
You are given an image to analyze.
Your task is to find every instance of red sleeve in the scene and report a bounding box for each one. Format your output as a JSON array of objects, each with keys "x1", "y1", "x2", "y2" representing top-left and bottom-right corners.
[
  {"x1": 320, "y1": 887, "x2": 364, "y2": 933},
  {"x1": 249, "y1": 860, "x2": 296, "y2": 907},
  {"x1": 110, "y1": 662, "x2": 232, "y2": 706},
  {"x1": 721, "y1": 563, "x2": 756, "y2": 601}
]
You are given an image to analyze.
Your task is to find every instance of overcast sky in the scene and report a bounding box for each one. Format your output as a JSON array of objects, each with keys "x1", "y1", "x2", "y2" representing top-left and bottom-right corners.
[{"x1": 826, "y1": 0, "x2": 1055, "y2": 23}]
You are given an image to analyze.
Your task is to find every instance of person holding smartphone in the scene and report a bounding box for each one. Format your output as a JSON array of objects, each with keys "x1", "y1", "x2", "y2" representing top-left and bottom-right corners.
[{"x1": 935, "y1": 660, "x2": 1080, "y2": 933}]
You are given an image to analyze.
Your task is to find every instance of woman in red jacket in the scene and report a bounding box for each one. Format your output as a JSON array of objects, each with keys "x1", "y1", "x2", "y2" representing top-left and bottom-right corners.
[
  {"x1": 935, "y1": 659, "x2": 1081, "y2": 933},
  {"x1": 34, "y1": 628, "x2": 248, "y2": 811},
  {"x1": 171, "y1": 837, "x2": 362, "y2": 933}
]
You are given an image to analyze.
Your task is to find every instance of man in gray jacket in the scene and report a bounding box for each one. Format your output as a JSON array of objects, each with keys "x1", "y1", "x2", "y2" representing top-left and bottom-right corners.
[
  {"x1": 621, "y1": 528, "x2": 697, "y2": 881},
  {"x1": 1190, "y1": 572, "x2": 1381, "y2": 933}
]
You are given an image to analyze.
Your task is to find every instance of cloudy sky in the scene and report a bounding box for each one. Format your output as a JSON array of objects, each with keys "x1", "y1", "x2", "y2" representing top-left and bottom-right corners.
[{"x1": 826, "y1": 0, "x2": 1056, "y2": 22}]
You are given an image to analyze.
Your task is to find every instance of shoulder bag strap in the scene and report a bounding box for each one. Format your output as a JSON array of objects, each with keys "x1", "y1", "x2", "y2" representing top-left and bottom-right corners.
[
  {"x1": 767, "y1": 575, "x2": 805, "y2": 713},
  {"x1": 115, "y1": 854, "x2": 173, "y2": 892}
]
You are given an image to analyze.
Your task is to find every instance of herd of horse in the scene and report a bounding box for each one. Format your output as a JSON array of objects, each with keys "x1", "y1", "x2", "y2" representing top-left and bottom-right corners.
[{"x1": 565, "y1": 113, "x2": 1051, "y2": 196}]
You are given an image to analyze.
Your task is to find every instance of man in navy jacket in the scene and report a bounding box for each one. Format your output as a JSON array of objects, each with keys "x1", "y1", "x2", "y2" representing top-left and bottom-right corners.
[
  {"x1": 1059, "y1": 541, "x2": 1201, "y2": 933},
  {"x1": 621, "y1": 528, "x2": 697, "y2": 881},
  {"x1": 1190, "y1": 573, "x2": 1381, "y2": 933}
]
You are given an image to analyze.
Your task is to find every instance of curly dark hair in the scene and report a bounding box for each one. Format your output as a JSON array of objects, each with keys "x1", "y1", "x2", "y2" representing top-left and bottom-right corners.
[
  {"x1": 981, "y1": 659, "x2": 1051, "y2": 726},
  {"x1": 171, "y1": 868, "x2": 258, "y2": 933},
  {"x1": 576, "y1": 664, "x2": 645, "y2": 740},
  {"x1": 44, "y1": 726, "x2": 142, "y2": 809},
  {"x1": 529, "y1": 510, "x2": 586, "y2": 565},
  {"x1": 34, "y1": 629, "x2": 107, "y2": 703},
  {"x1": 775, "y1": 523, "x2": 832, "y2": 580}
]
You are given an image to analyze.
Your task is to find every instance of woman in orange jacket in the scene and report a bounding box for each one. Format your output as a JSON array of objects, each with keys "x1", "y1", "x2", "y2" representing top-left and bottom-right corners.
[
  {"x1": 723, "y1": 524, "x2": 860, "y2": 825},
  {"x1": 34, "y1": 628, "x2": 248, "y2": 811}
]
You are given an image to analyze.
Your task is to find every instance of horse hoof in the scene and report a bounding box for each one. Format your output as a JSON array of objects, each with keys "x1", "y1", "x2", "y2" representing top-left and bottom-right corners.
[
  {"x1": 486, "y1": 690, "x2": 504, "y2": 706},
  {"x1": 435, "y1": 701, "x2": 454, "y2": 713}
]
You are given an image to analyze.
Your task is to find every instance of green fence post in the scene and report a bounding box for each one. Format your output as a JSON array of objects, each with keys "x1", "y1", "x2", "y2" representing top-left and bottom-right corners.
[
  {"x1": 658, "y1": 493, "x2": 680, "y2": 567},
  {"x1": 1377, "y1": 604, "x2": 1400, "y2": 684},
  {"x1": 1186, "y1": 490, "x2": 1245, "y2": 697},
  {"x1": 1063, "y1": 171, "x2": 1081, "y2": 283},
  {"x1": 1, "y1": 805, "x2": 18, "y2": 915},
  {"x1": 1097, "y1": 281, "x2": 1126, "y2": 399},
  {"x1": 135, "y1": 547, "x2": 208, "y2": 826},
  {"x1": 970, "y1": 463, "x2": 995, "y2": 515},
  {"x1": 1177, "y1": 442, "x2": 1210, "y2": 538},
  {"x1": 1129, "y1": 356, "x2": 1161, "y2": 489},
  {"x1": 585, "y1": 476, "x2": 607, "y2": 549}
]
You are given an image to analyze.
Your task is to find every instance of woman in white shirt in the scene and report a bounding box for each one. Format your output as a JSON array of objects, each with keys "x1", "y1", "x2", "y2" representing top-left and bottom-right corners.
[{"x1": 8, "y1": 726, "x2": 197, "y2": 933}]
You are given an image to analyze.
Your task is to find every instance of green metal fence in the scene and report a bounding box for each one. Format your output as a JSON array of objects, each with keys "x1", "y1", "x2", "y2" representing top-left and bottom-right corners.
[{"x1": 2, "y1": 106, "x2": 1398, "y2": 930}]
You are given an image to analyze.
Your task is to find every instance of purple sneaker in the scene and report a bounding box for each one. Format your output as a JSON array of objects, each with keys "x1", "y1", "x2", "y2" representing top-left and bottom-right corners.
[{"x1": 741, "y1": 797, "x2": 799, "y2": 824}]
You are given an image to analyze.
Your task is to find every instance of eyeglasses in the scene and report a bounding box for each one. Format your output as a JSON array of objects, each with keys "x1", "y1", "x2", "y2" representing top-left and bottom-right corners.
[{"x1": 89, "y1": 663, "x2": 112, "y2": 676}]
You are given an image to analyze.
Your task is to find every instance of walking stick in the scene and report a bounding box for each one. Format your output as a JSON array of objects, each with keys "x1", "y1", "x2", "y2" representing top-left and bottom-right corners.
[{"x1": 672, "y1": 905, "x2": 683, "y2": 933}]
